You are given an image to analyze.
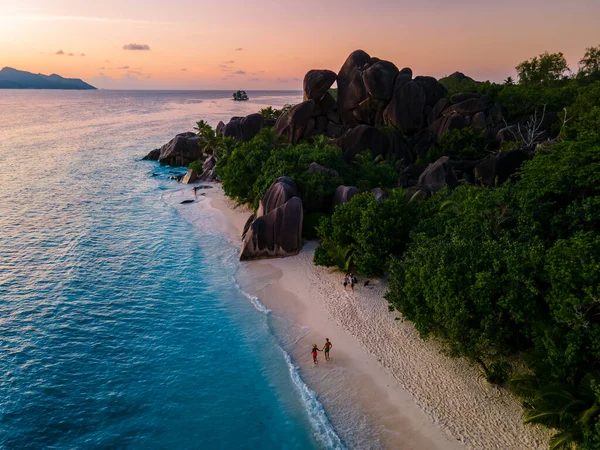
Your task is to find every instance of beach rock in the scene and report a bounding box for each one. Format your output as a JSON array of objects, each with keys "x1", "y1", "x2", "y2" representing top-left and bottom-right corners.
[
  {"x1": 333, "y1": 185, "x2": 361, "y2": 207},
  {"x1": 319, "y1": 92, "x2": 338, "y2": 115},
  {"x1": 450, "y1": 93, "x2": 481, "y2": 104},
  {"x1": 353, "y1": 96, "x2": 388, "y2": 126},
  {"x1": 307, "y1": 162, "x2": 340, "y2": 178},
  {"x1": 429, "y1": 98, "x2": 451, "y2": 124},
  {"x1": 404, "y1": 185, "x2": 432, "y2": 201},
  {"x1": 496, "y1": 126, "x2": 517, "y2": 143},
  {"x1": 154, "y1": 132, "x2": 203, "y2": 166},
  {"x1": 472, "y1": 111, "x2": 487, "y2": 130},
  {"x1": 414, "y1": 76, "x2": 446, "y2": 107},
  {"x1": 216, "y1": 120, "x2": 225, "y2": 135},
  {"x1": 362, "y1": 60, "x2": 399, "y2": 100},
  {"x1": 384, "y1": 81, "x2": 426, "y2": 132},
  {"x1": 333, "y1": 125, "x2": 390, "y2": 160},
  {"x1": 407, "y1": 129, "x2": 437, "y2": 160},
  {"x1": 371, "y1": 187, "x2": 387, "y2": 201},
  {"x1": 475, "y1": 150, "x2": 529, "y2": 186},
  {"x1": 430, "y1": 114, "x2": 467, "y2": 137},
  {"x1": 326, "y1": 122, "x2": 344, "y2": 138},
  {"x1": 142, "y1": 148, "x2": 161, "y2": 161},
  {"x1": 257, "y1": 176, "x2": 298, "y2": 217},
  {"x1": 399, "y1": 67, "x2": 413, "y2": 77},
  {"x1": 487, "y1": 103, "x2": 503, "y2": 124},
  {"x1": 240, "y1": 196, "x2": 303, "y2": 260},
  {"x1": 303, "y1": 69, "x2": 337, "y2": 101},
  {"x1": 418, "y1": 156, "x2": 458, "y2": 191},
  {"x1": 443, "y1": 98, "x2": 487, "y2": 116},
  {"x1": 337, "y1": 50, "x2": 374, "y2": 125},
  {"x1": 222, "y1": 113, "x2": 266, "y2": 141},
  {"x1": 275, "y1": 100, "x2": 316, "y2": 144},
  {"x1": 198, "y1": 155, "x2": 218, "y2": 181},
  {"x1": 181, "y1": 168, "x2": 199, "y2": 184}
]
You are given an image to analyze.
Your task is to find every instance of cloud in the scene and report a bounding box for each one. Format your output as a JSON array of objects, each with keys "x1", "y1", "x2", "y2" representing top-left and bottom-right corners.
[
  {"x1": 80, "y1": 53, "x2": 85, "y2": 56},
  {"x1": 292, "y1": 77, "x2": 301, "y2": 82},
  {"x1": 20, "y1": 14, "x2": 169, "y2": 26},
  {"x1": 98, "y1": 67, "x2": 105, "y2": 70},
  {"x1": 67, "y1": 52, "x2": 74, "y2": 56},
  {"x1": 234, "y1": 48, "x2": 243, "y2": 51},
  {"x1": 104, "y1": 60, "x2": 110, "y2": 63},
  {"x1": 128, "y1": 70, "x2": 143, "y2": 75},
  {"x1": 224, "y1": 60, "x2": 235, "y2": 64},
  {"x1": 55, "y1": 49, "x2": 64, "y2": 55},
  {"x1": 277, "y1": 78, "x2": 289, "y2": 83},
  {"x1": 232, "y1": 70, "x2": 246, "y2": 75},
  {"x1": 117, "y1": 66, "x2": 130, "y2": 69},
  {"x1": 180, "y1": 68, "x2": 187, "y2": 71},
  {"x1": 248, "y1": 78, "x2": 260, "y2": 82},
  {"x1": 123, "y1": 43, "x2": 150, "y2": 51}
]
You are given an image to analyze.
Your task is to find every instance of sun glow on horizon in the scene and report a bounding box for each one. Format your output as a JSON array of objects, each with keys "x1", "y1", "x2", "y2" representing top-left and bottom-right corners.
[{"x1": 1, "y1": 0, "x2": 599, "y2": 89}]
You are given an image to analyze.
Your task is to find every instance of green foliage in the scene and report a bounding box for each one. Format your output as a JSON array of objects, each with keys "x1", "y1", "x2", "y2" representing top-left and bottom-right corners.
[
  {"x1": 258, "y1": 104, "x2": 293, "y2": 121},
  {"x1": 217, "y1": 128, "x2": 282, "y2": 204},
  {"x1": 188, "y1": 160, "x2": 202, "y2": 173},
  {"x1": 382, "y1": 140, "x2": 600, "y2": 446},
  {"x1": 516, "y1": 52, "x2": 571, "y2": 85},
  {"x1": 194, "y1": 120, "x2": 220, "y2": 155},
  {"x1": 252, "y1": 140, "x2": 346, "y2": 212},
  {"x1": 328, "y1": 88, "x2": 338, "y2": 101},
  {"x1": 578, "y1": 45, "x2": 600, "y2": 79},
  {"x1": 496, "y1": 82, "x2": 578, "y2": 121},
  {"x1": 428, "y1": 127, "x2": 489, "y2": 161},
  {"x1": 562, "y1": 81, "x2": 600, "y2": 141},
  {"x1": 349, "y1": 152, "x2": 399, "y2": 191},
  {"x1": 303, "y1": 213, "x2": 328, "y2": 240},
  {"x1": 315, "y1": 190, "x2": 419, "y2": 276}
]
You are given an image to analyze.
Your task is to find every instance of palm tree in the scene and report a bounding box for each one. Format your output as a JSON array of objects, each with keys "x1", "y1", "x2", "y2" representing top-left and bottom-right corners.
[{"x1": 512, "y1": 374, "x2": 600, "y2": 449}]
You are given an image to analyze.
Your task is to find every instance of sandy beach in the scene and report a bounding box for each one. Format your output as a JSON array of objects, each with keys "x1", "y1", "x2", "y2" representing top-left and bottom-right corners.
[{"x1": 180, "y1": 183, "x2": 551, "y2": 449}]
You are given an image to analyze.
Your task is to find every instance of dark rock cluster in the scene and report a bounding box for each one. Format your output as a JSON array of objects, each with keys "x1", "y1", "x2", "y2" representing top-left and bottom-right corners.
[{"x1": 240, "y1": 177, "x2": 303, "y2": 260}]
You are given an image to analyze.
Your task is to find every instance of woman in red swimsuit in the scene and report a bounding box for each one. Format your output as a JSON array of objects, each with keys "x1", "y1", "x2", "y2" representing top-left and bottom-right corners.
[{"x1": 311, "y1": 344, "x2": 321, "y2": 365}]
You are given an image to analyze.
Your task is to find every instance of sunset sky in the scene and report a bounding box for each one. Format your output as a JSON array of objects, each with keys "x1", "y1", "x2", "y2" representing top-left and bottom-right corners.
[{"x1": 1, "y1": 0, "x2": 599, "y2": 90}]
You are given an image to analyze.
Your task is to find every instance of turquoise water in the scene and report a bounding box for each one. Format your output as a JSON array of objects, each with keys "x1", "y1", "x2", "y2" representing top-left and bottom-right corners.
[{"x1": 0, "y1": 90, "x2": 344, "y2": 449}]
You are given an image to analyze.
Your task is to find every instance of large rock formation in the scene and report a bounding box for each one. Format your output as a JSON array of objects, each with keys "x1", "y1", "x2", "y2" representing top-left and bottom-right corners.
[
  {"x1": 181, "y1": 168, "x2": 198, "y2": 184},
  {"x1": 333, "y1": 185, "x2": 361, "y2": 207},
  {"x1": 143, "y1": 132, "x2": 203, "y2": 166},
  {"x1": 475, "y1": 150, "x2": 529, "y2": 187},
  {"x1": 303, "y1": 70, "x2": 337, "y2": 101},
  {"x1": 240, "y1": 177, "x2": 303, "y2": 260},
  {"x1": 332, "y1": 125, "x2": 390, "y2": 160},
  {"x1": 417, "y1": 156, "x2": 458, "y2": 192},
  {"x1": 275, "y1": 100, "x2": 316, "y2": 144},
  {"x1": 222, "y1": 113, "x2": 266, "y2": 141}
]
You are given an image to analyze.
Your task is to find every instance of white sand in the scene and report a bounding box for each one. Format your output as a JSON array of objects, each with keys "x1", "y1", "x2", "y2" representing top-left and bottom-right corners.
[{"x1": 191, "y1": 183, "x2": 551, "y2": 449}]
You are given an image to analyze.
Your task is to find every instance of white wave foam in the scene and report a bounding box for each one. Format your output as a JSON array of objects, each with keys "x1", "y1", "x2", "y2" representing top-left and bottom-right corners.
[
  {"x1": 283, "y1": 352, "x2": 347, "y2": 450},
  {"x1": 231, "y1": 276, "x2": 272, "y2": 315}
]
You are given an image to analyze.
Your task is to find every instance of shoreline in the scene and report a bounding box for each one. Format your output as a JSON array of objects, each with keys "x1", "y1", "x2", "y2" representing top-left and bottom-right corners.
[{"x1": 192, "y1": 183, "x2": 550, "y2": 449}]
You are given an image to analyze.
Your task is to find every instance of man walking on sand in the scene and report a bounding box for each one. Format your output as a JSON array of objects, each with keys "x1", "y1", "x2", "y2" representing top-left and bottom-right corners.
[{"x1": 323, "y1": 338, "x2": 333, "y2": 361}]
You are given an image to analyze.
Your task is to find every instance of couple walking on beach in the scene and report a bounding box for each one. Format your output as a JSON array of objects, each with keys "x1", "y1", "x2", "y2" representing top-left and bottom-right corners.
[
  {"x1": 343, "y1": 273, "x2": 357, "y2": 291},
  {"x1": 311, "y1": 339, "x2": 333, "y2": 365}
]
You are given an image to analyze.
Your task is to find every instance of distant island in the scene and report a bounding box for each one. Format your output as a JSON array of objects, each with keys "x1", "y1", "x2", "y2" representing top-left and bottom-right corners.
[{"x1": 0, "y1": 67, "x2": 96, "y2": 90}]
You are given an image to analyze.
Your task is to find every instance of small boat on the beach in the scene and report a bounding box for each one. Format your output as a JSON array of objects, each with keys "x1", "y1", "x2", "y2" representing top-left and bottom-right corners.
[{"x1": 232, "y1": 90, "x2": 249, "y2": 101}]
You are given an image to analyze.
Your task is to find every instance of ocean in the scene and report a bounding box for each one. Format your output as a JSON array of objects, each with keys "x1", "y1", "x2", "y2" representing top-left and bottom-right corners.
[{"x1": 0, "y1": 90, "x2": 346, "y2": 449}]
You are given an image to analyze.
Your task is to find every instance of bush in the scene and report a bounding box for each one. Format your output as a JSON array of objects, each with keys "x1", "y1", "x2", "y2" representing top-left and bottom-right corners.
[
  {"x1": 315, "y1": 190, "x2": 420, "y2": 276},
  {"x1": 217, "y1": 128, "x2": 281, "y2": 204},
  {"x1": 188, "y1": 160, "x2": 203, "y2": 173},
  {"x1": 428, "y1": 127, "x2": 489, "y2": 161},
  {"x1": 562, "y1": 81, "x2": 600, "y2": 141}
]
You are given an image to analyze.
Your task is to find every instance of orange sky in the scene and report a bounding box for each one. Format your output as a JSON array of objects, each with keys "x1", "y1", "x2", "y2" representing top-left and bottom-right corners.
[{"x1": 1, "y1": 0, "x2": 599, "y2": 89}]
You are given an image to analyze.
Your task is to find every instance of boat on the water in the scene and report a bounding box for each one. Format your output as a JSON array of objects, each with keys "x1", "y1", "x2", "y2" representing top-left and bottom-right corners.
[{"x1": 232, "y1": 90, "x2": 249, "y2": 101}]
